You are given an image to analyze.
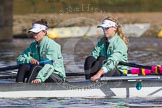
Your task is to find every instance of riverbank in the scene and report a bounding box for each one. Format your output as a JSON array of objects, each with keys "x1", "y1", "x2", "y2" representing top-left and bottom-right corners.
[{"x1": 13, "y1": 12, "x2": 162, "y2": 37}]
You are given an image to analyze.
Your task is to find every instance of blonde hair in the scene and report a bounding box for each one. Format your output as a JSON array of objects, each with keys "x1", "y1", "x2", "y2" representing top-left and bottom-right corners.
[{"x1": 105, "y1": 17, "x2": 128, "y2": 46}]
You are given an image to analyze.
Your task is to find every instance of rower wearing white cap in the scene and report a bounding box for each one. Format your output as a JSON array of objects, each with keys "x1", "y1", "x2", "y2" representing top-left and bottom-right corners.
[
  {"x1": 84, "y1": 17, "x2": 129, "y2": 81},
  {"x1": 16, "y1": 19, "x2": 66, "y2": 83}
]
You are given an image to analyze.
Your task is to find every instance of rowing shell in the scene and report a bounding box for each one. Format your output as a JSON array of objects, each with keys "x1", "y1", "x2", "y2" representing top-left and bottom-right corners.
[{"x1": 0, "y1": 75, "x2": 162, "y2": 98}]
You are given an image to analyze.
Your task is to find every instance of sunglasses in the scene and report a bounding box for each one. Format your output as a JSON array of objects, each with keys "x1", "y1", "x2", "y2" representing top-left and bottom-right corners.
[{"x1": 102, "y1": 27, "x2": 110, "y2": 31}]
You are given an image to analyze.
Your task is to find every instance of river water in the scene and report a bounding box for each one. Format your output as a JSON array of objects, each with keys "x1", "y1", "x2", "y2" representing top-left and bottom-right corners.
[{"x1": 0, "y1": 37, "x2": 162, "y2": 107}]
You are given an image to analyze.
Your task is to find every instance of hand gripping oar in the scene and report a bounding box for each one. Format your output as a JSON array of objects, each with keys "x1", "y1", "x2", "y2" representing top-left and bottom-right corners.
[{"x1": 0, "y1": 59, "x2": 55, "y2": 71}]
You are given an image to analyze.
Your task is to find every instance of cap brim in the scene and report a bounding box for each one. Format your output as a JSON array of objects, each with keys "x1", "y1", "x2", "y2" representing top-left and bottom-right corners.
[
  {"x1": 29, "y1": 28, "x2": 42, "y2": 33},
  {"x1": 97, "y1": 24, "x2": 107, "y2": 28}
]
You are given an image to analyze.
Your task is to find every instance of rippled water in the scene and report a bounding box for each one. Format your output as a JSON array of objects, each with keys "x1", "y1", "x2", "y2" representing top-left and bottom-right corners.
[{"x1": 0, "y1": 37, "x2": 162, "y2": 107}]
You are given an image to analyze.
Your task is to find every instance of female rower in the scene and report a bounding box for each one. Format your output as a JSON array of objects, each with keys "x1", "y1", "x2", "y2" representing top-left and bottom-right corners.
[
  {"x1": 84, "y1": 16, "x2": 128, "y2": 81},
  {"x1": 16, "y1": 19, "x2": 66, "y2": 83}
]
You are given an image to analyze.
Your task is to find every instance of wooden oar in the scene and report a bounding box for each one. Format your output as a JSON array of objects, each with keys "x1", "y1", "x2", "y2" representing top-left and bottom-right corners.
[{"x1": 0, "y1": 59, "x2": 55, "y2": 71}]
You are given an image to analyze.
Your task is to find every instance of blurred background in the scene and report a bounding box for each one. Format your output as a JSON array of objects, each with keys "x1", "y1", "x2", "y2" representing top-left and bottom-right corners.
[
  {"x1": 14, "y1": 0, "x2": 162, "y2": 14},
  {"x1": 1, "y1": 0, "x2": 162, "y2": 40},
  {"x1": 12, "y1": 0, "x2": 162, "y2": 38}
]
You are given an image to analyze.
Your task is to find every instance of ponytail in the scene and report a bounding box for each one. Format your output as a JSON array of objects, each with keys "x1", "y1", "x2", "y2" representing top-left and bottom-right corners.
[{"x1": 116, "y1": 25, "x2": 128, "y2": 46}]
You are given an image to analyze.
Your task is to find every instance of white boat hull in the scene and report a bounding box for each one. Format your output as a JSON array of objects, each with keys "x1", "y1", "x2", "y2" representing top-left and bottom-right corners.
[{"x1": 0, "y1": 76, "x2": 162, "y2": 98}]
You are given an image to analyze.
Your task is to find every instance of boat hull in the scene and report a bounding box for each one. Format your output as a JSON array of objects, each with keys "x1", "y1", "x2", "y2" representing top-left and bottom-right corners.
[{"x1": 0, "y1": 77, "x2": 162, "y2": 98}]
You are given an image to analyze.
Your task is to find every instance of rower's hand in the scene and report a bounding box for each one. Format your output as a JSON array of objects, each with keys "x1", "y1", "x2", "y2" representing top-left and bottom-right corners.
[
  {"x1": 30, "y1": 58, "x2": 39, "y2": 64},
  {"x1": 90, "y1": 69, "x2": 104, "y2": 81},
  {"x1": 31, "y1": 79, "x2": 41, "y2": 83}
]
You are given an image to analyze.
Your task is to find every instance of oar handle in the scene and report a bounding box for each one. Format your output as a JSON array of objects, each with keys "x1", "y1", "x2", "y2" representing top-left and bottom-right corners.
[
  {"x1": 0, "y1": 59, "x2": 55, "y2": 71},
  {"x1": 39, "y1": 59, "x2": 55, "y2": 65}
]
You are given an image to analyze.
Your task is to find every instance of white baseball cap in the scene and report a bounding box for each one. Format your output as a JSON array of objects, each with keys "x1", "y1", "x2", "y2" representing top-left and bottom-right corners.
[
  {"x1": 29, "y1": 23, "x2": 48, "y2": 33},
  {"x1": 97, "y1": 19, "x2": 117, "y2": 28}
]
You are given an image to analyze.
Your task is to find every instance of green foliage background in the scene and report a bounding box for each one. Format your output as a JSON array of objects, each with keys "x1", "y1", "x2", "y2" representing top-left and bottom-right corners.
[{"x1": 14, "y1": 0, "x2": 162, "y2": 14}]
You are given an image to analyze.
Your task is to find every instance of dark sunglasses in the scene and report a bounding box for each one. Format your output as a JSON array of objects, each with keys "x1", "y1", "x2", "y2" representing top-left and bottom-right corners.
[{"x1": 102, "y1": 27, "x2": 110, "y2": 31}]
